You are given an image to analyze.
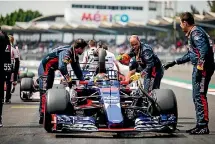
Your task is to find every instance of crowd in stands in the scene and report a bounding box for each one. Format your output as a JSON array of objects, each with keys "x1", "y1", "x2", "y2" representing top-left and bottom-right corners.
[{"x1": 16, "y1": 38, "x2": 215, "y2": 58}]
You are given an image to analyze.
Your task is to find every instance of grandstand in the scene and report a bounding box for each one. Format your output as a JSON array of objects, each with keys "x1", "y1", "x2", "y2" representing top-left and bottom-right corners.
[{"x1": 1, "y1": 0, "x2": 215, "y2": 62}]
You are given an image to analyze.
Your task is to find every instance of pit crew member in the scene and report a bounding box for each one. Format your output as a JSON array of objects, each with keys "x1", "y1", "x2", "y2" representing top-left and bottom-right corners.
[
  {"x1": 81, "y1": 39, "x2": 97, "y2": 69},
  {"x1": 37, "y1": 38, "x2": 88, "y2": 124},
  {"x1": 0, "y1": 28, "x2": 11, "y2": 127},
  {"x1": 101, "y1": 44, "x2": 120, "y2": 72},
  {"x1": 163, "y1": 12, "x2": 215, "y2": 135},
  {"x1": 4, "y1": 35, "x2": 20, "y2": 104},
  {"x1": 118, "y1": 35, "x2": 164, "y2": 94},
  {"x1": 82, "y1": 41, "x2": 120, "y2": 76}
]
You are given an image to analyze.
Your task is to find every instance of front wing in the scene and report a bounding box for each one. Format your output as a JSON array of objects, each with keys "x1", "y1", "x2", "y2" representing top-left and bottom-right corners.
[{"x1": 49, "y1": 114, "x2": 177, "y2": 133}]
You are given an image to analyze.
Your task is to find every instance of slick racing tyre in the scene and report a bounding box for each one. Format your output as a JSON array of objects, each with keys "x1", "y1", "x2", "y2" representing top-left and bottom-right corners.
[
  {"x1": 20, "y1": 78, "x2": 34, "y2": 101},
  {"x1": 20, "y1": 78, "x2": 34, "y2": 91},
  {"x1": 151, "y1": 89, "x2": 178, "y2": 130},
  {"x1": 44, "y1": 88, "x2": 72, "y2": 132},
  {"x1": 46, "y1": 88, "x2": 71, "y2": 115}
]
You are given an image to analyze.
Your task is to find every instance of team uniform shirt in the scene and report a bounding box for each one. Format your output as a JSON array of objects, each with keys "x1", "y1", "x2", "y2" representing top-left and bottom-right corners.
[
  {"x1": 3, "y1": 45, "x2": 12, "y2": 73},
  {"x1": 176, "y1": 26, "x2": 214, "y2": 69},
  {"x1": 105, "y1": 51, "x2": 117, "y2": 71},
  {"x1": 82, "y1": 47, "x2": 97, "y2": 69},
  {"x1": 41, "y1": 45, "x2": 84, "y2": 81},
  {"x1": 82, "y1": 47, "x2": 97, "y2": 63},
  {"x1": 128, "y1": 43, "x2": 162, "y2": 75},
  {"x1": 42, "y1": 45, "x2": 73, "y2": 76},
  {"x1": 82, "y1": 48, "x2": 117, "y2": 71},
  {"x1": 14, "y1": 45, "x2": 20, "y2": 60},
  {"x1": 11, "y1": 45, "x2": 19, "y2": 69}
]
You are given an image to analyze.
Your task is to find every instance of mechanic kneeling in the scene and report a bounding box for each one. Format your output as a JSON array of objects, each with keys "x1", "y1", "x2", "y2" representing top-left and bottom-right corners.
[{"x1": 37, "y1": 39, "x2": 88, "y2": 124}]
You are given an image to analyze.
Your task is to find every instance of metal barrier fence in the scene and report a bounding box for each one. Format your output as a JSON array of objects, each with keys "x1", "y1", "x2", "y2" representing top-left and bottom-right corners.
[
  {"x1": 20, "y1": 51, "x2": 215, "y2": 68},
  {"x1": 18, "y1": 54, "x2": 187, "y2": 67}
]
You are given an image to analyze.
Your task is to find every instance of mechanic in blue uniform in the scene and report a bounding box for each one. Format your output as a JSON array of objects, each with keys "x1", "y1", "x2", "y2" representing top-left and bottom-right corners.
[
  {"x1": 0, "y1": 27, "x2": 11, "y2": 127},
  {"x1": 118, "y1": 35, "x2": 164, "y2": 94},
  {"x1": 37, "y1": 38, "x2": 88, "y2": 124},
  {"x1": 163, "y1": 12, "x2": 215, "y2": 135}
]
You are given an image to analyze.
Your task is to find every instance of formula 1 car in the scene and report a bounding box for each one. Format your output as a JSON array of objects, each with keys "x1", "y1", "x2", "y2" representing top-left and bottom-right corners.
[
  {"x1": 3, "y1": 66, "x2": 35, "y2": 95},
  {"x1": 19, "y1": 70, "x2": 64, "y2": 101},
  {"x1": 19, "y1": 65, "x2": 38, "y2": 101},
  {"x1": 19, "y1": 77, "x2": 38, "y2": 101},
  {"x1": 43, "y1": 49, "x2": 178, "y2": 135}
]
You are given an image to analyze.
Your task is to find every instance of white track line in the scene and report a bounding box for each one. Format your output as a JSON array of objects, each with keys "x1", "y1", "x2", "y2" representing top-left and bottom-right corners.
[{"x1": 162, "y1": 79, "x2": 215, "y2": 96}]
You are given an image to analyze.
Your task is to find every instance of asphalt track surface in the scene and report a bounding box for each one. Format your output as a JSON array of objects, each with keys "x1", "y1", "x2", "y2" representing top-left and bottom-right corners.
[
  {"x1": 1, "y1": 62, "x2": 215, "y2": 143},
  {"x1": 1, "y1": 82, "x2": 215, "y2": 144}
]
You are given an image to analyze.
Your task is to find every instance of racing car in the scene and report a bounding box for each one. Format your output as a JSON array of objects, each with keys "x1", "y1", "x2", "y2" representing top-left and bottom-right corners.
[
  {"x1": 19, "y1": 77, "x2": 38, "y2": 101},
  {"x1": 19, "y1": 69, "x2": 65, "y2": 101},
  {"x1": 19, "y1": 65, "x2": 38, "y2": 101},
  {"x1": 3, "y1": 66, "x2": 35, "y2": 95},
  {"x1": 42, "y1": 49, "x2": 178, "y2": 136}
]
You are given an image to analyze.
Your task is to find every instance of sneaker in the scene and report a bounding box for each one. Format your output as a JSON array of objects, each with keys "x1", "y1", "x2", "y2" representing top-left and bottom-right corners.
[
  {"x1": 0, "y1": 117, "x2": 3, "y2": 128},
  {"x1": 11, "y1": 87, "x2": 15, "y2": 93},
  {"x1": 186, "y1": 125, "x2": 198, "y2": 133},
  {"x1": 189, "y1": 126, "x2": 210, "y2": 135},
  {"x1": 5, "y1": 99, "x2": 11, "y2": 104},
  {"x1": 39, "y1": 118, "x2": 43, "y2": 124},
  {"x1": 39, "y1": 114, "x2": 44, "y2": 124}
]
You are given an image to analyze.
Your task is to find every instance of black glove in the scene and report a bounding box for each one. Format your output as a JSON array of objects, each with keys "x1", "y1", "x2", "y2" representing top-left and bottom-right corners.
[{"x1": 163, "y1": 61, "x2": 176, "y2": 70}]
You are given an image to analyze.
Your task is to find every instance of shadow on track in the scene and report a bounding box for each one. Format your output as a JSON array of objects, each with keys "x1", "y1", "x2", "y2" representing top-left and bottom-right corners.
[
  {"x1": 55, "y1": 132, "x2": 187, "y2": 139},
  {"x1": 1, "y1": 125, "x2": 43, "y2": 128},
  {"x1": 178, "y1": 117, "x2": 195, "y2": 120},
  {"x1": 5, "y1": 102, "x2": 39, "y2": 105},
  {"x1": 177, "y1": 122, "x2": 196, "y2": 125},
  {"x1": 19, "y1": 99, "x2": 40, "y2": 102}
]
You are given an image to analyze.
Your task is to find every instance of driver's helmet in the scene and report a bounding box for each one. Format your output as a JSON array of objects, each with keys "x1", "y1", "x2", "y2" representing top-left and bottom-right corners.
[{"x1": 93, "y1": 73, "x2": 109, "y2": 83}]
